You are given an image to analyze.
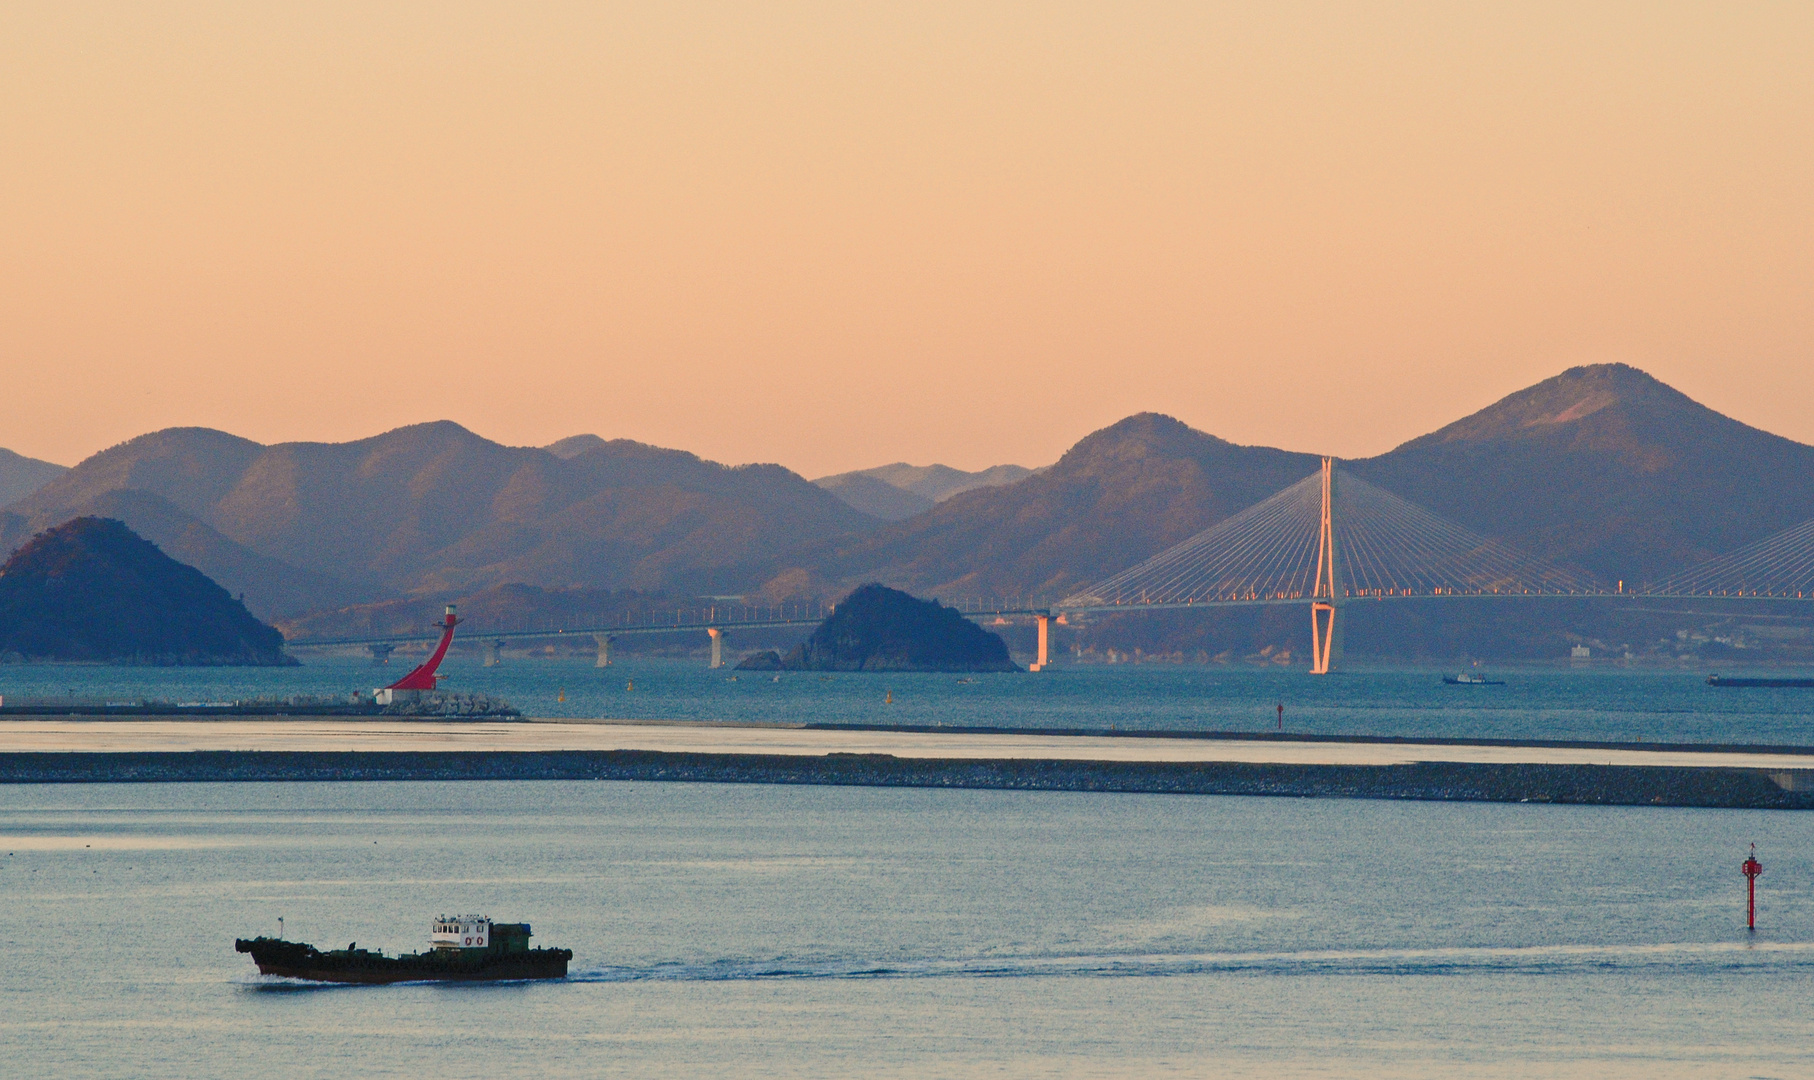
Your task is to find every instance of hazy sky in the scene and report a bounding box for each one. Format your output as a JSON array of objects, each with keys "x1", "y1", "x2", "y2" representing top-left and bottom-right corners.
[{"x1": 4, "y1": 2, "x2": 1810, "y2": 475}]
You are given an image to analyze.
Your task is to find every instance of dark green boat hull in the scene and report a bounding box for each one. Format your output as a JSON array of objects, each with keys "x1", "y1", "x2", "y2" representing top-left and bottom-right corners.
[{"x1": 236, "y1": 937, "x2": 570, "y2": 983}]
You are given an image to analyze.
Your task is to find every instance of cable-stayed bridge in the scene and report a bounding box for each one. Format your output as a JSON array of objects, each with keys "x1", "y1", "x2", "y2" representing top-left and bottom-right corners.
[
  {"x1": 1056, "y1": 459, "x2": 1610, "y2": 672},
  {"x1": 286, "y1": 459, "x2": 1814, "y2": 673},
  {"x1": 1063, "y1": 464, "x2": 1604, "y2": 608},
  {"x1": 1054, "y1": 458, "x2": 1814, "y2": 673},
  {"x1": 1643, "y1": 518, "x2": 1814, "y2": 600},
  {"x1": 284, "y1": 603, "x2": 833, "y2": 671}
]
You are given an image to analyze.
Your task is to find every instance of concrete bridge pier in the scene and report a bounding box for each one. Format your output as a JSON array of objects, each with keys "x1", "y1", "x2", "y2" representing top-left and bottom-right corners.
[
  {"x1": 1029, "y1": 615, "x2": 1052, "y2": 672},
  {"x1": 707, "y1": 627, "x2": 725, "y2": 669},
  {"x1": 368, "y1": 643, "x2": 395, "y2": 665},
  {"x1": 593, "y1": 633, "x2": 613, "y2": 668},
  {"x1": 483, "y1": 640, "x2": 504, "y2": 667}
]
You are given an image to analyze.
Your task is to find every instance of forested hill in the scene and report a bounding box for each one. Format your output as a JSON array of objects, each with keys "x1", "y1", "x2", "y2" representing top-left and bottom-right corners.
[{"x1": 0, "y1": 517, "x2": 292, "y2": 665}]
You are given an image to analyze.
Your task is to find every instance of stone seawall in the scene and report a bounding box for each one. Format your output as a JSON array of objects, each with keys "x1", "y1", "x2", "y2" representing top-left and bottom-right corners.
[{"x1": 3, "y1": 750, "x2": 1811, "y2": 809}]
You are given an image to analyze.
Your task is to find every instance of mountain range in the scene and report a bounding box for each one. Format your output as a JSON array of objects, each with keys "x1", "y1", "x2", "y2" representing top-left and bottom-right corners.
[
  {"x1": 748, "y1": 364, "x2": 1814, "y2": 601},
  {"x1": 0, "y1": 448, "x2": 65, "y2": 508},
  {"x1": 5, "y1": 365, "x2": 1813, "y2": 646},
  {"x1": 812, "y1": 463, "x2": 1037, "y2": 521},
  {"x1": 0, "y1": 424, "x2": 874, "y2": 618},
  {"x1": 1346, "y1": 364, "x2": 1814, "y2": 584},
  {"x1": 783, "y1": 415, "x2": 1320, "y2": 600}
]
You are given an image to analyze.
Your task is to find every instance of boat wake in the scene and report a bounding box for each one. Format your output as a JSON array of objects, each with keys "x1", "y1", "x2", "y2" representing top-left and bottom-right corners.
[{"x1": 568, "y1": 939, "x2": 1814, "y2": 984}]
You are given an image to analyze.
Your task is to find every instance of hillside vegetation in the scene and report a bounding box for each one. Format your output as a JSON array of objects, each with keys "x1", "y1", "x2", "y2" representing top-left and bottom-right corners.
[
  {"x1": 766, "y1": 584, "x2": 1018, "y2": 672},
  {"x1": 0, "y1": 517, "x2": 292, "y2": 665}
]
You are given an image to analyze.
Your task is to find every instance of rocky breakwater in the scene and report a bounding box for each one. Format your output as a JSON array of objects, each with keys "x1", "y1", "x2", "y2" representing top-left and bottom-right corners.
[{"x1": 4, "y1": 747, "x2": 1811, "y2": 809}]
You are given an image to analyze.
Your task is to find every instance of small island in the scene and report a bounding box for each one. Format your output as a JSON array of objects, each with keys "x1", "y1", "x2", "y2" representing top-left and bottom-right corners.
[
  {"x1": 739, "y1": 583, "x2": 1019, "y2": 673},
  {"x1": 0, "y1": 517, "x2": 294, "y2": 665}
]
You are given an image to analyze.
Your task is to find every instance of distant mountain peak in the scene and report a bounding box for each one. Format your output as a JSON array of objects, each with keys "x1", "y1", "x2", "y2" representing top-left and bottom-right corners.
[
  {"x1": 1355, "y1": 363, "x2": 1814, "y2": 584},
  {"x1": 345, "y1": 419, "x2": 492, "y2": 451},
  {"x1": 1396, "y1": 364, "x2": 1719, "y2": 450},
  {"x1": 1051, "y1": 412, "x2": 1241, "y2": 476},
  {"x1": 544, "y1": 434, "x2": 608, "y2": 459},
  {"x1": 813, "y1": 459, "x2": 1037, "y2": 519},
  {"x1": 813, "y1": 473, "x2": 936, "y2": 521}
]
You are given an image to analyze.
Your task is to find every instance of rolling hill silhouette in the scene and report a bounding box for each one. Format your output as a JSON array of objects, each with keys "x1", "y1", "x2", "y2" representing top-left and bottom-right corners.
[
  {"x1": 813, "y1": 462, "x2": 1038, "y2": 520},
  {"x1": 1350, "y1": 363, "x2": 1814, "y2": 585},
  {"x1": 8, "y1": 365, "x2": 1810, "y2": 645},
  {"x1": 755, "y1": 366, "x2": 1814, "y2": 603},
  {"x1": 0, "y1": 423, "x2": 876, "y2": 617},
  {"x1": 767, "y1": 414, "x2": 1320, "y2": 599},
  {"x1": 0, "y1": 517, "x2": 291, "y2": 665},
  {"x1": 0, "y1": 447, "x2": 66, "y2": 508}
]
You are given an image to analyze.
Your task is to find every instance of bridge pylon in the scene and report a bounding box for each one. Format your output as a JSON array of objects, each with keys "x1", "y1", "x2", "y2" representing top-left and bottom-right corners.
[
  {"x1": 1030, "y1": 613, "x2": 1052, "y2": 671},
  {"x1": 1310, "y1": 457, "x2": 1343, "y2": 675}
]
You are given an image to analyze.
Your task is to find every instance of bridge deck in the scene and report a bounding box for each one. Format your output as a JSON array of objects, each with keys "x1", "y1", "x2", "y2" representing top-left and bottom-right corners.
[
  {"x1": 4, "y1": 718, "x2": 1813, "y2": 771},
  {"x1": 283, "y1": 592, "x2": 1812, "y2": 648}
]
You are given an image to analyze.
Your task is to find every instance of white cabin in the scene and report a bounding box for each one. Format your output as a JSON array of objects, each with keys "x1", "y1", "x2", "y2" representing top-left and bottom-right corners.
[{"x1": 432, "y1": 914, "x2": 491, "y2": 950}]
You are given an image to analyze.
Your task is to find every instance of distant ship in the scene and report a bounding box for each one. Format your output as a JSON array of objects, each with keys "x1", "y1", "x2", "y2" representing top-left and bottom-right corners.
[
  {"x1": 236, "y1": 915, "x2": 571, "y2": 983},
  {"x1": 1443, "y1": 673, "x2": 1504, "y2": 686},
  {"x1": 1707, "y1": 674, "x2": 1814, "y2": 688}
]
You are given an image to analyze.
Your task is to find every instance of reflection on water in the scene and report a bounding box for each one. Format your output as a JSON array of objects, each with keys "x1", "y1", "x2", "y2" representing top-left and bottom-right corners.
[{"x1": 3, "y1": 780, "x2": 1812, "y2": 1078}]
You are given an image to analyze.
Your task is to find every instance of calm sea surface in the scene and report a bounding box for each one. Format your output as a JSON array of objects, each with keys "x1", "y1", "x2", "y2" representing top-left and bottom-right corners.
[
  {"x1": 4, "y1": 653, "x2": 1814, "y2": 744},
  {"x1": 4, "y1": 661, "x2": 1814, "y2": 1077}
]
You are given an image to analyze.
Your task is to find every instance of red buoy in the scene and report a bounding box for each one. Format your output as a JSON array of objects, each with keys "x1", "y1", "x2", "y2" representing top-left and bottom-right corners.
[{"x1": 1742, "y1": 843, "x2": 1763, "y2": 931}]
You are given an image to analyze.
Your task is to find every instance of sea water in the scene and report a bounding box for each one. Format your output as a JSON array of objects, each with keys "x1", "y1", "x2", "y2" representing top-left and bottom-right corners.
[
  {"x1": 2, "y1": 781, "x2": 1811, "y2": 1078},
  {"x1": 3, "y1": 655, "x2": 1814, "y2": 744},
  {"x1": 4, "y1": 662, "x2": 1814, "y2": 1077}
]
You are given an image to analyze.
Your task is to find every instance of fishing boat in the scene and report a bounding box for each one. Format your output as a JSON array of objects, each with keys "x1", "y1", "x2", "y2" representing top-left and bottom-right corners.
[
  {"x1": 236, "y1": 915, "x2": 571, "y2": 983},
  {"x1": 1442, "y1": 673, "x2": 1504, "y2": 686}
]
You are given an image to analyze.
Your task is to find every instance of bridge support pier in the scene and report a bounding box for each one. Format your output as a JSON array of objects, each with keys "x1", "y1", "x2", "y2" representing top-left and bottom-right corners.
[
  {"x1": 368, "y1": 643, "x2": 395, "y2": 666},
  {"x1": 707, "y1": 627, "x2": 724, "y2": 669},
  {"x1": 593, "y1": 633, "x2": 613, "y2": 667},
  {"x1": 483, "y1": 640, "x2": 504, "y2": 667},
  {"x1": 1030, "y1": 615, "x2": 1052, "y2": 671},
  {"x1": 1311, "y1": 603, "x2": 1339, "y2": 675},
  {"x1": 1310, "y1": 456, "x2": 1343, "y2": 675}
]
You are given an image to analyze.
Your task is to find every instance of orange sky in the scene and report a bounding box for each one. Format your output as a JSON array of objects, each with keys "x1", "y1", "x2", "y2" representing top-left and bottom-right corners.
[{"x1": 3, "y1": 2, "x2": 1811, "y2": 475}]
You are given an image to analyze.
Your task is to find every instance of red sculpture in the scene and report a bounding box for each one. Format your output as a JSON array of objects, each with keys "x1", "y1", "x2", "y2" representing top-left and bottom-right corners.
[{"x1": 385, "y1": 606, "x2": 460, "y2": 692}]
